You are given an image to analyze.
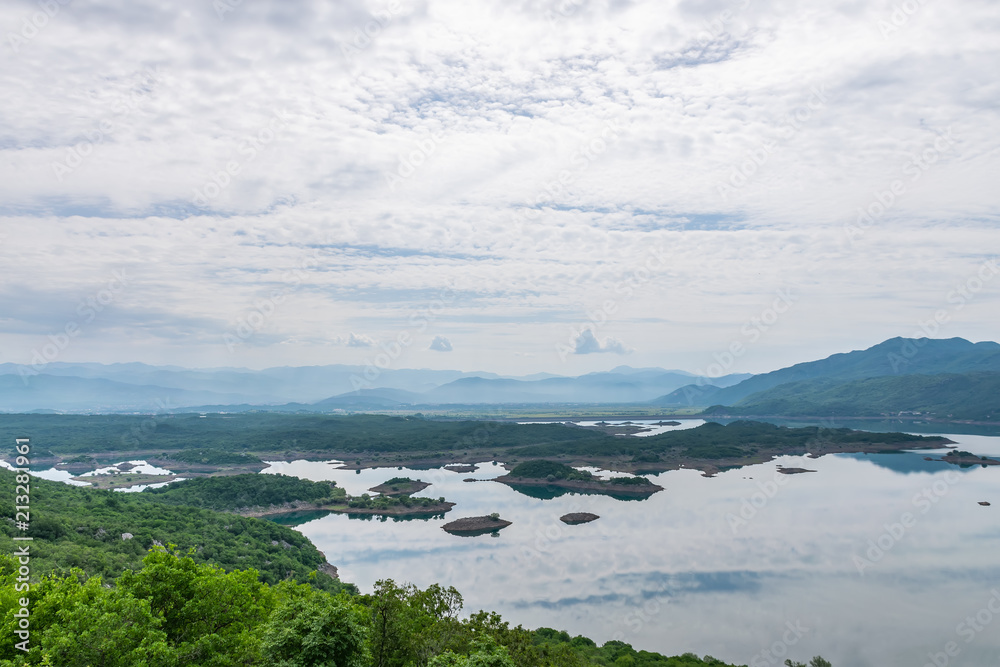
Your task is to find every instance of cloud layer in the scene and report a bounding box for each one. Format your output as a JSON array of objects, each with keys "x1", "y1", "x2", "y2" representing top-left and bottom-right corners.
[{"x1": 1, "y1": 0, "x2": 997, "y2": 374}]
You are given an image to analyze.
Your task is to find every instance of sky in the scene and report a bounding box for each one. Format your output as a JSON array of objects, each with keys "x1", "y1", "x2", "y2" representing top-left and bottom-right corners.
[{"x1": 0, "y1": 0, "x2": 998, "y2": 376}]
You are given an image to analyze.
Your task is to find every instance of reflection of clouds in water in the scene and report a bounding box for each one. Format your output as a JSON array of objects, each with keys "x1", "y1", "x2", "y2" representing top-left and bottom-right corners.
[{"x1": 266, "y1": 435, "x2": 1000, "y2": 666}]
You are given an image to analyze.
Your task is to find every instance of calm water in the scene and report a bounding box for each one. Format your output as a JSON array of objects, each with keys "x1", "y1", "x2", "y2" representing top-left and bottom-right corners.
[{"x1": 261, "y1": 426, "x2": 1000, "y2": 667}]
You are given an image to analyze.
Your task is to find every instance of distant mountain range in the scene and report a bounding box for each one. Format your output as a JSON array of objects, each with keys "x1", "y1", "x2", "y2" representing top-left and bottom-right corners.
[
  {"x1": 0, "y1": 361, "x2": 748, "y2": 413},
  {"x1": 2, "y1": 337, "x2": 997, "y2": 418}
]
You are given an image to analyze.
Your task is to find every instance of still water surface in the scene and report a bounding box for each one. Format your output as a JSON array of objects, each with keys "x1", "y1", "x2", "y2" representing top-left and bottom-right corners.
[{"x1": 264, "y1": 423, "x2": 1000, "y2": 667}]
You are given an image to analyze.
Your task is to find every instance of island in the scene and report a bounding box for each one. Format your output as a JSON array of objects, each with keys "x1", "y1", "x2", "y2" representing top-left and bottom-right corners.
[
  {"x1": 560, "y1": 512, "x2": 600, "y2": 524},
  {"x1": 444, "y1": 463, "x2": 478, "y2": 473},
  {"x1": 776, "y1": 466, "x2": 817, "y2": 475},
  {"x1": 442, "y1": 513, "x2": 512, "y2": 536},
  {"x1": 6, "y1": 414, "x2": 958, "y2": 490},
  {"x1": 938, "y1": 450, "x2": 1000, "y2": 467},
  {"x1": 368, "y1": 476, "x2": 431, "y2": 496},
  {"x1": 494, "y1": 461, "x2": 663, "y2": 498},
  {"x1": 141, "y1": 474, "x2": 454, "y2": 518}
]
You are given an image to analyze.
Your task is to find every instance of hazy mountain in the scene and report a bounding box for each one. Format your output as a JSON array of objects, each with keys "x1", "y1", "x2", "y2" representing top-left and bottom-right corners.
[
  {"x1": 655, "y1": 337, "x2": 1000, "y2": 407},
  {"x1": 417, "y1": 371, "x2": 749, "y2": 404},
  {"x1": 0, "y1": 374, "x2": 258, "y2": 413},
  {"x1": 0, "y1": 362, "x2": 737, "y2": 412}
]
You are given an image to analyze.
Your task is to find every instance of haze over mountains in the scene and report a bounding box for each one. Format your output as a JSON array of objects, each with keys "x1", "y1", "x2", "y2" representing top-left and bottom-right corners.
[
  {"x1": 0, "y1": 361, "x2": 748, "y2": 413},
  {"x1": 1, "y1": 337, "x2": 997, "y2": 419}
]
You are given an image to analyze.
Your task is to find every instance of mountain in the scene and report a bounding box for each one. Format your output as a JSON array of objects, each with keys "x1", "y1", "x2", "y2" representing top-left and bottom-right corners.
[
  {"x1": 0, "y1": 361, "x2": 748, "y2": 412},
  {"x1": 0, "y1": 374, "x2": 261, "y2": 413},
  {"x1": 418, "y1": 371, "x2": 750, "y2": 404},
  {"x1": 655, "y1": 337, "x2": 1000, "y2": 407},
  {"x1": 712, "y1": 371, "x2": 1000, "y2": 421}
]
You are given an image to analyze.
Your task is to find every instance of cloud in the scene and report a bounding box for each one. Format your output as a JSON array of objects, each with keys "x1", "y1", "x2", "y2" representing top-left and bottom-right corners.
[
  {"x1": 0, "y1": 0, "x2": 997, "y2": 374},
  {"x1": 429, "y1": 335, "x2": 453, "y2": 352},
  {"x1": 573, "y1": 329, "x2": 632, "y2": 355},
  {"x1": 346, "y1": 333, "x2": 375, "y2": 347}
]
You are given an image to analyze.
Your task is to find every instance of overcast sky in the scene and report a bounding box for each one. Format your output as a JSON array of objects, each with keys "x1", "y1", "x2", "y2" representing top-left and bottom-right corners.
[{"x1": 1, "y1": 0, "x2": 997, "y2": 375}]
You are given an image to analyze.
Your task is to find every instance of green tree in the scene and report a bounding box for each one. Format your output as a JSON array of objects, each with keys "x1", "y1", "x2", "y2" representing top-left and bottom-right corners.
[
  {"x1": 117, "y1": 547, "x2": 273, "y2": 665},
  {"x1": 428, "y1": 637, "x2": 516, "y2": 667},
  {"x1": 261, "y1": 588, "x2": 368, "y2": 666}
]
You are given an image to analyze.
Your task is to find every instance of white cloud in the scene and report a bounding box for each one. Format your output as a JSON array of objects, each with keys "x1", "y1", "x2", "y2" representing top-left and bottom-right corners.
[
  {"x1": 0, "y1": 0, "x2": 996, "y2": 374},
  {"x1": 573, "y1": 328, "x2": 632, "y2": 355},
  {"x1": 429, "y1": 335, "x2": 453, "y2": 352},
  {"x1": 346, "y1": 333, "x2": 375, "y2": 347}
]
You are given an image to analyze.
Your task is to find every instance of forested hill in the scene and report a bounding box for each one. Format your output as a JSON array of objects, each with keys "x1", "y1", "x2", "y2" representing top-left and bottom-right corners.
[
  {"x1": 657, "y1": 337, "x2": 1000, "y2": 407},
  {"x1": 0, "y1": 413, "x2": 612, "y2": 456},
  {"x1": 142, "y1": 473, "x2": 343, "y2": 511},
  {"x1": 0, "y1": 469, "x2": 348, "y2": 591},
  {"x1": 713, "y1": 372, "x2": 1000, "y2": 421}
]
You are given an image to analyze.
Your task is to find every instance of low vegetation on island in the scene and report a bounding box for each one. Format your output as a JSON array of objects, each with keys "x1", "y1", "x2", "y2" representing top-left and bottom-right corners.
[
  {"x1": 0, "y1": 414, "x2": 952, "y2": 481},
  {"x1": 496, "y1": 460, "x2": 662, "y2": 497}
]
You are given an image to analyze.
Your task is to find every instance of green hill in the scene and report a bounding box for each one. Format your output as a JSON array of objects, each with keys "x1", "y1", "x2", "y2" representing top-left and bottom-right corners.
[
  {"x1": 0, "y1": 469, "x2": 348, "y2": 592},
  {"x1": 718, "y1": 372, "x2": 1000, "y2": 420},
  {"x1": 142, "y1": 473, "x2": 343, "y2": 511},
  {"x1": 656, "y1": 337, "x2": 1000, "y2": 407}
]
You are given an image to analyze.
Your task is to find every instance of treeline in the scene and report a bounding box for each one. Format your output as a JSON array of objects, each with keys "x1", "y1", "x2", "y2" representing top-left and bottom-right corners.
[
  {"x1": 506, "y1": 420, "x2": 946, "y2": 460},
  {"x1": 0, "y1": 549, "x2": 754, "y2": 666},
  {"x1": 143, "y1": 473, "x2": 344, "y2": 511},
  {"x1": 0, "y1": 470, "x2": 349, "y2": 592},
  {"x1": 0, "y1": 414, "x2": 943, "y2": 468},
  {"x1": 0, "y1": 413, "x2": 614, "y2": 456}
]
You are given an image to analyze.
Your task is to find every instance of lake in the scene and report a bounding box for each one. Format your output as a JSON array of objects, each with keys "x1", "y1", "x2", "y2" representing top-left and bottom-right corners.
[{"x1": 261, "y1": 421, "x2": 1000, "y2": 667}]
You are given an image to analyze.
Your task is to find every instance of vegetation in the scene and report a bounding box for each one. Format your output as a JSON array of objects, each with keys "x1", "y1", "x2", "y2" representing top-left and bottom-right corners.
[
  {"x1": 506, "y1": 420, "x2": 946, "y2": 461},
  {"x1": 0, "y1": 550, "x2": 766, "y2": 666},
  {"x1": 0, "y1": 470, "x2": 350, "y2": 592},
  {"x1": 718, "y1": 372, "x2": 1000, "y2": 421},
  {"x1": 165, "y1": 449, "x2": 263, "y2": 465},
  {"x1": 142, "y1": 473, "x2": 344, "y2": 511},
  {"x1": 346, "y1": 494, "x2": 449, "y2": 512},
  {"x1": 508, "y1": 460, "x2": 594, "y2": 481},
  {"x1": 0, "y1": 413, "x2": 614, "y2": 456},
  {"x1": 609, "y1": 476, "x2": 653, "y2": 486},
  {"x1": 0, "y1": 466, "x2": 833, "y2": 667}
]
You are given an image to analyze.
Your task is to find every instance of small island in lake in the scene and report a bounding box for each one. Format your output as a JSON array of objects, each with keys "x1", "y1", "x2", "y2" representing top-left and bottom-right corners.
[
  {"x1": 494, "y1": 461, "x2": 663, "y2": 498},
  {"x1": 560, "y1": 512, "x2": 600, "y2": 524},
  {"x1": 442, "y1": 513, "x2": 512, "y2": 536},
  {"x1": 776, "y1": 466, "x2": 817, "y2": 475},
  {"x1": 938, "y1": 450, "x2": 1000, "y2": 467},
  {"x1": 444, "y1": 463, "x2": 478, "y2": 473},
  {"x1": 368, "y1": 477, "x2": 431, "y2": 496}
]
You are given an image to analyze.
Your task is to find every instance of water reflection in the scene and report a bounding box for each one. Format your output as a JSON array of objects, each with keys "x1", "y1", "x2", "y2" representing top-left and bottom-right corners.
[{"x1": 260, "y1": 431, "x2": 1000, "y2": 667}]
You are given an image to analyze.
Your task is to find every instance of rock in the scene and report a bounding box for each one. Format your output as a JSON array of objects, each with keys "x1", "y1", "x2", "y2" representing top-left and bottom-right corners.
[
  {"x1": 318, "y1": 562, "x2": 340, "y2": 579},
  {"x1": 979, "y1": 501, "x2": 991, "y2": 506},
  {"x1": 444, "y1": 464, "x2": 478, "y2": 473},
  {"x1": 442, "y1": 515, "x2": 512, "y2": 536},
  {"x1": 121, "y1": 533, "x2": 133, "y2": 540},
  {"x1": 560, "y1": 513, "x2": 599, "y2": 525}
]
